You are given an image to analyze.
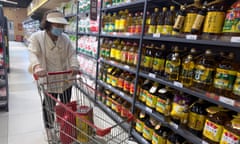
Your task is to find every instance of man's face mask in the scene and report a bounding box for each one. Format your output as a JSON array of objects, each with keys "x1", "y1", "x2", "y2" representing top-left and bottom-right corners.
[{"x1": 51, "y1": 26, "x2": 64, "y2": 36}]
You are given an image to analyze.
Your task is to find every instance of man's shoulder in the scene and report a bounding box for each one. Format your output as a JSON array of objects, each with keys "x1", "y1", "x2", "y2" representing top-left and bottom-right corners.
[{"x1": 31, "y1": 30, "x2": 45, "y2": 38}]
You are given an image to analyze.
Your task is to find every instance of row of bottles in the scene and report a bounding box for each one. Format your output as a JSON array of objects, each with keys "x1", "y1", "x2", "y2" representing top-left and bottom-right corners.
[
  {"x1": 97, "y1": 87, "x2": 132, "y2": 119},
  {"x1": 102, "y1": 9, "x2": 143, "y2": 34},
  {"x1": 147, "y1": 0, "x2": 240, "y2": 40},
  {"x1": 100, "y1": 38, "x2": 240, "y2": 100}
]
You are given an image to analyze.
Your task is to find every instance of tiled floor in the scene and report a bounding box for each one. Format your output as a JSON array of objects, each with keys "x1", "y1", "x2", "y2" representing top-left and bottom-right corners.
[{"x1": 0, "y1": 41, "x2": 47, "y2": 144}]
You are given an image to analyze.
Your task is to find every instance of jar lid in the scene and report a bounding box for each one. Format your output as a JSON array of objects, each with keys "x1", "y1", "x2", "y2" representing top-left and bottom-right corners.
[
  {"x1": 231, "y1": 118, "x2": 240, "y2": 130},
  {"x1": 206, "y1": 106, "x2": 221, "y2": 114}
]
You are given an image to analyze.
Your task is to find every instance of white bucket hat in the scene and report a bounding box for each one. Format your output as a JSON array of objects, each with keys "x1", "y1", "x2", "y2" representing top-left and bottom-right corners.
[{"x1": 46, "y1": 12, "x2": 69, "y2": 25}]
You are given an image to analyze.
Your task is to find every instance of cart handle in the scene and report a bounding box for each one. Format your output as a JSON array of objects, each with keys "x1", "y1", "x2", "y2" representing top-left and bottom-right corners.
[{"x1": 34, "y1": 70, "x2": 81, "y2": 80}]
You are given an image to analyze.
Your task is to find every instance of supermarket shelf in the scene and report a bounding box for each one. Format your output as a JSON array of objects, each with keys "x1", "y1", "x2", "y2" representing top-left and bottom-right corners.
[
  {"x1": 100, "y1": 33, "x2": 141, "y2": 39},
  {"x1": 97, "y1": 80, "x2": 134, "y2": 104},
  {"x1": 77, "y1": 52, "x2": 97, "y2": 60},
  {"x1": 101, "y1": 0, "x2": 145, "y2": 11},
  {"x1": 100, "y1": 58, "x2": 136, "y2": 74},
  {"x1": 64, "y1": 31, "x2": 76, "y2": 35},
  {"x1": 96, "y1": 100, "x2": 130, "y2": 132},
  {"x1": 64, "y1": 13, "x2": 77, "y2": 18},
  {"x1": 135, "y1": 102, "x2": 203, "y2": 144},
  {"x1": 78, "y1": 32, "x2": 99, "y2": 37},
  {"x1": 143, "y1": 35, "x2": 240, "y2": 48},
  {"x1": 79, "y1": 69, "x2": 95, "y2": 81},
  {"x1": 139, "y1": 72, "x2": 240, "y2": 113},
  {"x1": 131, "y1": 129, "x2": 150, "y2": 144}
]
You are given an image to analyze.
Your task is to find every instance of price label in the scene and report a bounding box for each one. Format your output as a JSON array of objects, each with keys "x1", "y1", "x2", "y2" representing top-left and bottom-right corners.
[
  {"x1": 231, "y1": 37, "x2": 240, "y2": 43},
  {"x1": 173, "y1": 81, "x2": 183, "y2": 88},
  {"x1": 145, "y1": 106, "x2": 152, "y2": 113},
  {"x1": 186, "y1": 34, "x2": 198, "y2": 40},
  {"x1": 219, "y1": 96, "x2": 235, "y2": 106},
  {"x1": 107, "y1": 85, "x2": 111, "y2": 89},
  {"x1": 124, "y1": 65, "x2": 130, "y2": 69},
  {"x1": 148, "y1": 73, "x2": 156, "y2": 78},
  {"x1": 169, "y1": 122, "x2": 178, "y2": 129},
  {"x1": 202, "y1": 140, "x2": 209, "y2": 144},
  {"x1": 112, "y1": 32, "x2": 118, "y2": 35},
  {"x1": 153, "y1": 33, "x2": 161, "y2": 38},
  {"x1": 110, "y1": 61, "x2": 115, "y2": 64}
]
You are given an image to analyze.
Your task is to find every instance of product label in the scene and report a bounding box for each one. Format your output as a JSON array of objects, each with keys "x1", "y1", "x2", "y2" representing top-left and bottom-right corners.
[
  {"x1": 108, "y1": 23, "x2": 115, "y2": 32},
  {"x1": 156, "y1": 25, "x2": 164, "y2": 34},
  {"x1": 111, "y1": 76, "x2": 118, "y2": 87},
  {"x1": 156, "y1": 97, "x2": 167, "y2": 114},
  {"x1": 203, "y1": 11, "x2": 225, "y2": 33},
  {"x1": 106, "y1": 98, "x2": 112, "y2": 107},
  {"x1": 193, "y1": 65, "x2": 214, "y2": 84},
  {"x1": 152, "y1": 132, "x2": 159, "y2": 144},
  {"x1": 115, "y1": 19, "x2": 120, "y2": 31},
  {"x1": 105, "y1": 49, "x2": 110, "y2": 58},
  {"x1": 183, "y1": 13, "x2": 197, "y2": 33},
  {"x1": 110, "y1": 48, "x2": 116, "y2": 59},
  {"x1": 188, "y1": 112, "x2": 206, "y2": 131},
  {"x1": 165, "y1": 60, "x2": 181, "y2": 80},
  {"x1": 111, "y1": 102, "x2": 117, "y2": 111},
  {"x1": 214, "y1": 68, "x2": 237, "y2": 90},
  {"x1": 174, "y1": 15, "x2": 185, "y2": 30},
  {"x1": 140, "y1": 89, "x2": 148, "y2": 102},
  {"x1": 143, "y1": 56, "x2": 153, "y2": 69},
  {"x1": 135, "y1": 119, "x2": 144, "y2": 133},
  {"x1": 127, "y1": 52, "x2": 135, "y2": 64},
  {"x1": 146, "y1": 93, "x2": 157, "y2": 108},
  {"x1": 222, "y1": 10, "x2": 240, "y2": 33},
  {"x1": 104, "y1": 24, "x2": 109, "y2": 32},
  {"x1": 115, "y1": 49, "x2": 121, "y2": 61},
  {"x1": 135, "y1": 25, "x2": 142, "y2": 34},
  {"x1": 162, "y1": 25, "x2": 173, "y2": 35},
  {"x1": 130, "y1": 82, "x2": 135, "y2": 95},
  {"x1": 192, "y1": 15, "x2": 205, "y2": 30},
  {"x1": 106, "y1": 74, "x2": 112, "y2": 84},
  {"x1": 148, "y1": 25, "x2": 156, "y2": 34},
  {"x1": 123, "y1": 80, "x2": 131, "y2": 93},
  {"x1": 117, "y1": 78, "x2": 124, "y2": 89},
  {"x1": 233, "y1": 72, "x2": 240, "y2": 95},
  {"x1": 153, "y1": 58, "x2": 165, "y2": 71},
  {"x1": 121, "y1": 51, "x2": 128, "y2": 63},
  {"x1": 133, "y1": 53, "x2": 138, "y2": 66},
  {"x1": 170, "y1": 103, "x2": 187, "y2": 120},
  {"x1": 203, "y1": 119, "x2": 224, "y2": 142},
  {"x1": 220, "y1": 129, "x2": 240, "y2": 144},
  {"x1": 143, "y1": 125, "x2": 153, "y2": 141},
  {"x1": 119, "y1": 19, "x2": 126, "y2": 31}
]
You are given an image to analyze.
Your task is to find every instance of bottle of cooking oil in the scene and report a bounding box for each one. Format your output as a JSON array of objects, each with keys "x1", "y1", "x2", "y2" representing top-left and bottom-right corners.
[
  {"x1": 100, "y1": 39, "x2": 107, "y2": 58},
  {"x1": 121, "y1": 41, "x2": 130, "y2": 64},
  {"x1": 139, "y1": 79, "x2": 153, "y2": 103},
  {"x1": 191, "y1": 1, "x2": 208, "y2": 35},
  {"x1": 213, "y1": 52, "x2": 238, "y2": 97},
  {"x1": 115, "y1": 40, "x2": 124, "y2": 62},
  {"x1": 163, "y1": 6, "x2": 176, "y2": 35},
  {"x1": 102, "y1": 13, "x2": 108, "y2": 32},
  {"x1": 132, "y1": 42, "x2": 139, "y2": 67},
  {"x1": 156, "y1": 7, "x2": 167, "y2": 34},
  {"x1": 136, "y1": 12, "x2": 143, "y2": 35},
  {"x1": 110, "y1": 39, "x2": 120, "y2": 61},
  {"x1": 145, "y1": 11, "x2": 151, "y2": 34},
  {"x1": 119, "y1": 9, "x2": 128, "y2": 33},
  {"x1": 193, "y1": 49, "x2": 215, "y2": 92},
  {"x1": 126, "y1": 12, "x2": 133, "y2": 33},
  {"x1": 127, "y1": 42, "x2": 138, "y2": 66},
  {"x1": 114, "y1": 11, "x2": 121, "y2": 32},
  {"x1": 148, "y1": 8, "x2": 159, "y2": 34},
  {"x1": 164, "y1": 46, "x2": 181, "y2": 81},
  {"x1": 152, "y1": 44, "x2": 166, "y2": 76},
  {"x1": 146, "y1": 82, "x2": 161, "y2": 109},
  {"x1": 202, "y1": 0, "x2": 227, "y2": 40},
  {"x1": 182, "y1": 0, "x2": 202, "y2": 34},
  {"x1": 143, "y1": 44, "x2": 154, "y2": 72},
  {"x1": 135, "y1": 111, "x2": 148, "y2": 134},
  {"x1": 105, "y1": 39, "x2": 112, "y2": 60},
  {"x1": 111, "y1": 68, "x2": 122, "y2": 88},
  {"x1": 108, "y1": 13, "x2": 116, "y2": 32},
  {"x1": 179, "y1": 48, "x2": 198, "y2": 87},
  {"x1": 173, "y1": 5, "x2": 187, "y2": 34}
]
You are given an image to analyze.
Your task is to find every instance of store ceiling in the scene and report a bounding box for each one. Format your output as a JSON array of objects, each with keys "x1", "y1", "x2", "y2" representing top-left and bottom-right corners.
[{"x1": 0, "y1": 0, "x2": 32, "y2": 8}]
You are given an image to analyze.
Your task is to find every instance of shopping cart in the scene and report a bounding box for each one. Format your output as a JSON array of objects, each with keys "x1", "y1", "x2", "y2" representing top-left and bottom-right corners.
[{"x1": 34, "y1": 70, "x2": 134, "y2": 144}]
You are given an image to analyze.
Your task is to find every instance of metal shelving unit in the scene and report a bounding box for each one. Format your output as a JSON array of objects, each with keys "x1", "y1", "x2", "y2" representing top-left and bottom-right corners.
[
  {"x1": 100, "y1": 33, "x2": 141, "y2": 39},
  {"x1": 78, "y1": 32, "x2": 99, "y2": 36},
  {"x1": 101, "y1": 0, "x2": 145, "y2": 11}
]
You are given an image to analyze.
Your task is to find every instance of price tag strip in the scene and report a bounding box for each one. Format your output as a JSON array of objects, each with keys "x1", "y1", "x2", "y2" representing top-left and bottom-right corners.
[
  {"x1": 145, "y1": 106, "x2": 152, "y2": 113},
  {"x1": 148, "y1": 73, "x2": 156, "y2": 78},
  {"x1": 186, "y1": 34, "x2": 198, "y2": 40},
  {"x1": 153, "y1": 33, "x2": 161, "y2": 38},
  {"x1": 219, "y1": 96, "x2": 235, "y2": 106},
  {"x1": 231, "y1": 36, "x2": 240, "y2": 43},
  {"x1": 169, "y1": 121, "x2": 178, "y2": 129},
  {"x1": 173, "y1": 81, "x2": 183, "y2": 88}
]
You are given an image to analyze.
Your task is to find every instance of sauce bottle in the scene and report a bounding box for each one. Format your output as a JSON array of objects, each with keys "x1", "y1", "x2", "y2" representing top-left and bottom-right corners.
[
  {"x1": 105, "y1": 90, "x2": 113, "y2": 107},
  {"x1": 213, "y1": 52, "x2": 238, "y2": 97},
  {"x1": 121, "y1": 41, "x2": 130, "y2": 64},
  {"x1": 187, "y1": 99, "x2": 208, "y2": 136},
  {"x1": 163, "y1": 6, "x2": 176, "y2": 35},
  {"x1": 121, "y1": 101, "x2": 131, "y2": 119},
  {"x1": 110, "y1": 39, "x2": 120, "y2": 61},
  {"x1": 152, "y1": 44, "x2": 166, "y2": 76},
  {"x1": 202, "y1": 0, "x2": 227, "y2": 40},
  {"x1": 115, "y1": 40, "x2": 124, "y2": 62},
  {"x1": 123, "y1": 73, "x2": 134, "y2": 94},
  {"x1": 143, "y1": 44, "x2": 154, "y2": 72},
  {"x1": 191, "y1": 1, "x2": 208, "y2": 35},
  {"x1": 148, "y1": 8, "x2": 159, "y2": 34},
  {"x1": 182, "y1": 0, "x2": 202, "y2": 34},
  {"x1": 220, "y1": 113, "x2": 240, "y2": 144},
  {"x1": 173, "y1": 5, "x2": 187, "y2": 34},
  {"x1": 156, "y1": 7, "x2": 167, "y2": 34},
  {"x1": 106, "y1": 67, "x2": 115, "y2": 84},
  {"x1": 132, "y1": 42, "x2": 139, "y2": 67},
  {"x1": 193, "y1": 49, "x2": 215, "y2": 92},
  {"x1": 117, "y1": 71, "x2": 127, "y2": 90},
  {"x1": 135, "y1": 111, "x2": 148, "y2": 134},
  {"x1": 156, "y1": 88, "x2": 174, "y2": 117},
  {"x1": 143, "y1": 116, "x2": 158, "y2": 143},
  {"x1": 130, "y1": 77, "x2": 141, "y2": 96},
  {"x1": 104, "y1": 39, "x2": 112, "y2": 60},
  {"x1": 111, "y1": 94, "x2": 118, "y2": 112},
  {"x1": 111, "y1": 68, "x2": 122, "y2": 88},
  {"x1": 127, "y1": 42, "x2": 137, "y2": 66},
  {"x1": 135, "y1": 12, "x2": 143, "y2": 35},
  {"x1": 115, "y1": 97, "x2": 124, "y2": 114},
  {"x1": 164, "y1": 46, "x2": 181, "y2": 81},
  {"x1": 139, "y1": 79, "x2": 153, "y2": 103},
  {"x1": 126, "y1": 13, "x2": 133, "y2": 33},
  {"x1": 146, "y1": 82, "x2": 162, "y2": 109},
  {"x1": 179, "y1": 48, "x2": 198, "y2": 87},
  {"x1": 202, "y1": 106, "x2": 231, "y2": 144},
  {"x1": 152, "y1": 124, "x2": 171, "y2": 144}
]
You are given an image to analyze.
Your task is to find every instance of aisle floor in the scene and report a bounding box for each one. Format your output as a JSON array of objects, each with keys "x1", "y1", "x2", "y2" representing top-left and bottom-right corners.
[{"x1": 0, "y1": 41, "x2": 47, "y2": 144}]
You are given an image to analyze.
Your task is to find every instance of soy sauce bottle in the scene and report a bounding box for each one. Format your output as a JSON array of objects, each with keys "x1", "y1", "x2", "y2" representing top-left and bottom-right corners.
[
  {"x1": 152, "y1": 44, "x2": 166, "y2": 77},
  {"x1": 143, "y1": 44, "x2": 154, "y2": 72},
  {"x1": 135, "y1": 111, "x2": 148, "y2": 134}
]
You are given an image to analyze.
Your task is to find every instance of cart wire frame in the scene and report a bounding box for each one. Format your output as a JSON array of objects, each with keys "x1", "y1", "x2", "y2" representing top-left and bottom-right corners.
[{"x1": 34, "y1": 71, "x2": 134, "y2": 144}]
